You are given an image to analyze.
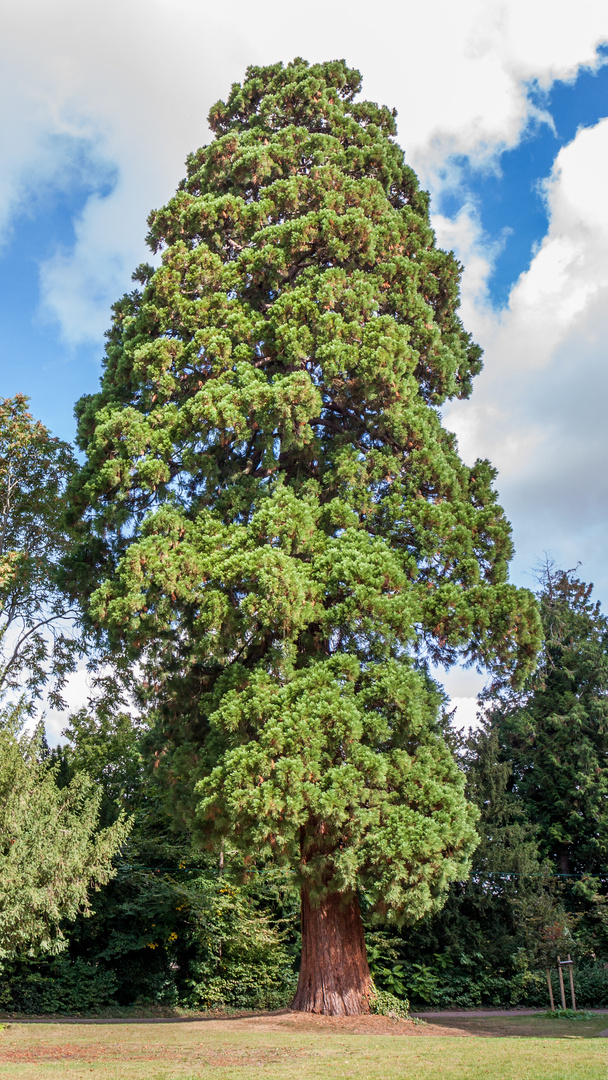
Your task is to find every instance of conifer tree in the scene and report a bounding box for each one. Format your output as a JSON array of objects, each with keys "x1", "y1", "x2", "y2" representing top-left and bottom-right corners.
[
  {"x1": 493, "y1": 565, "x2": 608, "y2": 875},
  {"x1": 67, "y1": 59, "x2": 541, "y2": 1014},
  {"x1": 0, "y1": 709, "x2": 129, "y2": 958}
]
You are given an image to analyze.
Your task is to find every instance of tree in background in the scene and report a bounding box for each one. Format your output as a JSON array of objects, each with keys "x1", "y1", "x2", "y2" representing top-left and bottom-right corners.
[
  {"x1": 492, "y1": 565, "x2": 608, "y2": 876},
  {"x1": 0, "y1": 703, "x2": 299, "y2": 1014},
  {"x1": 67, "y1": 58, "x2": 541, "y2": 1015},
  {"x1": 60, "y1": 704, "x2": 145, "y2": 828},
  {"x1": 449, "y1": 724, "x2": 545, "y2": 970},
  {"x1": 0, "y1": 706, "x2": 129, "y2": 959},
  {"x1": 368, "y1": 567, "x2": 608, "y2": 1010},
  {"x1": 0, "y1": 395, "x2": 79, "y2": 712},
  {"x1": 365, "y1": 723, "x2": 550, "y2": 1009},
  {"x1": 0, "y1": 397, "x2": 129, "y2": 963}
]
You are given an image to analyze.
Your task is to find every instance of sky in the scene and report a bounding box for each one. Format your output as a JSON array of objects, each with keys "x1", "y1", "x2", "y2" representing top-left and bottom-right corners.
[{"x1": 2, "y1": 0, "x2": 608, "y2": 734}]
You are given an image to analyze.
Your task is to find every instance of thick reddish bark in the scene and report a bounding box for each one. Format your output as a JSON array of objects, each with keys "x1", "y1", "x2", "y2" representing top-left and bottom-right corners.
[{"x1": 291, "y1": 888, "x2": 372, "y2": 1015}]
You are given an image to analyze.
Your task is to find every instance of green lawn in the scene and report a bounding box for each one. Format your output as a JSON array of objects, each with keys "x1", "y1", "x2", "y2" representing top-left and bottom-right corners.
[{"x1": 0, "y1": 1012, "x2": 606, "y2": 1079}]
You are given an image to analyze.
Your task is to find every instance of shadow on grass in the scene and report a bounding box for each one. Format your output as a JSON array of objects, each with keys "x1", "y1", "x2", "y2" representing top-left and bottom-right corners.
[
  {"x1": 429, "y1": 1014, "x2": 608, "y2": 1039},
  {"x1": 1, "y1": 1007, "x2": 607, "y2": 1039},
  {"x1": 0, "y1": 1006, "x2": 293, "y2": 1025}
]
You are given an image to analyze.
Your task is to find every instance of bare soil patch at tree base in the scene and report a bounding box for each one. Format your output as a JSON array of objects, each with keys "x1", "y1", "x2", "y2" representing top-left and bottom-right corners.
[{"x1": 249, "y1": 1009, "x2": 471, "y2": 1036}]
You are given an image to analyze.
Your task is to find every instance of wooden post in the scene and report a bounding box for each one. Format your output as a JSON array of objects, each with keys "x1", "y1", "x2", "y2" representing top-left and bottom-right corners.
[
  {"x1": 567, "y1": 954, "x2": 576, "y2": 1012},
  {"x1": 557, "y1": 955, "x2": 567, "y2": 1011},
  {"x1": 546, "y1": 968, "x2": 555, "y2": 1011}
]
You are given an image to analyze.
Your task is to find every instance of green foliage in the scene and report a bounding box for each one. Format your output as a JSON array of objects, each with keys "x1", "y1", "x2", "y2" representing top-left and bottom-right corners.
[
  {"x1": 544, "y1": 1008, "x2": 595, "y2": 1020},
  {"x1": 0, "y1": 956, "x2": 118, "y2": 1014},
  {"x1": 5, "y1": 681, "x2": 608, "y2": 1013},
  {"x1": 367, "y1": 925, "x2": 601, "y2": 1013},
  {"x1": 463, "y1": 725, "x2": 543, "y2": 882},
  {"x1": 66, "y1": 57, "x2": 541, "y2": 933},
  {"x1": 192, "y1": 659, "x2": 478, "y2": 924},
  {"x1": 491, "y1": 565, "x2": 608, "y2": 875},
  {"x1": 57, "y1": 704, "x2": 146, "y2": 827},
  {"x1": 0, "y1": 861, "x2": 299, "y2": 1014},
  {"x1": 0, "y1": 706, "x2": 129, "y2": 959},
  {"x1": 367, "y1": 721, "x2": 548, "y2": 989},
  {"x1": 4, "y1": 704, "x2": 298, "y2": 1013},
  {"x1": 568, "y1": 965, "x2": 608, "y2": 1008},
  {"x1": 355, "y1": 950, "x2": 608, "y2": 1012},
  {"x1": 392, "y1": 955, "x2": 514, "y2": 1009},
  {"x1": 0, "y1": 395, "x2": 79, "y2": 711},
  {"x1": 362, "y1": 715, "x2": 579, "y2": 1009},
  {"x1": 363, "y1": 604, "x2": 608, "y2": 1010},
  {"x1": 181, "y1": 874, "x2": 298, "y2": 1010},
  {"x1": 50, "y1": 860, "x2": 297, "y2": 1011},
  {"x1": 514, "y1": 887, "x2": 580, "y2": 968},
  {"x1": 368, "y1": 983, "x2": 411, "y2": 1019}
]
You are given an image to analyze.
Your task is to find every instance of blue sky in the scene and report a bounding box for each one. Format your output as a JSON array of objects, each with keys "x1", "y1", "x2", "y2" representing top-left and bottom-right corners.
[
  {"x1": 0, "y1": 140, "x2": 114, "y2": 438},
  {"x1": 3, "y1": 44, "x2": 607, "y2": 436},
  {"x1": 1, "y1": 0, "x2": 608, "y2": 730},
  {"x1": 438, "y1": 48, "x2": 608, "y2": 307}
]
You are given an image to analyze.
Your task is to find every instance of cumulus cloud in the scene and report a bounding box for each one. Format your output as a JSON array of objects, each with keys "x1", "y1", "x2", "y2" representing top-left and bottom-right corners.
[
  {"x1": 2, "y1": 0, "x2": 608, "y2": 721},
  {"x1": 0, "y1": 0, "x2": 239, "y2": 343},
  {"x1": 0, "y1": 0, "x2": 606, "y2": 343},
  {"x1": 442, "y1": 115, "x2": 608, "y2": 595}
]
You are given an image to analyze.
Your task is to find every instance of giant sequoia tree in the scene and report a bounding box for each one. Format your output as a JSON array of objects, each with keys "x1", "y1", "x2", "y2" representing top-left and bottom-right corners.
[{"x1": 68, "y1": 59, "x2": 541, "y2": 1015}]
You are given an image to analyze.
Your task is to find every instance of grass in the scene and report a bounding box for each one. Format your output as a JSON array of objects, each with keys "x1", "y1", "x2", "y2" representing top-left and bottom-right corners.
[
  {"x1": 422, "y1": 1014, "x2": 608, "y2": 1038},
  {"x1": 0, "y1": 1011, "x2": 606, "y2": 1079}
]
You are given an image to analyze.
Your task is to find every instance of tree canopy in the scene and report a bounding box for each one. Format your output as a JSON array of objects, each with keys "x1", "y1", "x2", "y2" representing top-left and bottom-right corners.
[
  {"x1": 0, "y1": 395, "x2": 79, "y2": 711},
  {"x1": 67, "y1": 58, "x2": 541, "y2": 1013},
  {"x1": 0, "y1": 708, "x2": 129, "y2": 959},
  {"x1": 491, "y1": 564, "x2": 608, "y2": 876}
]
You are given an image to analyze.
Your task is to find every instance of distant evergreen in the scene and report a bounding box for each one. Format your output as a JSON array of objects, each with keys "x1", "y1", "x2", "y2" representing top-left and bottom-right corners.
[{"x1": 492, "y1": 564, "x2": 608, "y2": 876}]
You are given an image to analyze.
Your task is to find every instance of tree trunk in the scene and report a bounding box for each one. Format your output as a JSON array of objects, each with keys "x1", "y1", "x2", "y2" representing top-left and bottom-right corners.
[
  {"x1": 291, "y1": 887, "x2": 372, "y2": 1015},
  {"x1": 558, "y1": 850, "x2": 571, "y2": 875}
]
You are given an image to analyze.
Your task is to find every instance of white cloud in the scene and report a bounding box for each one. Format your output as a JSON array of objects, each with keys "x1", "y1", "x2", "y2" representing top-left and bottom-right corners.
[
  {"x1": 42, "y1": 663, "x2": 92, "y2": 746},
  {"x1": 1, "y1": 2, "x2": 608, "y2": 606},
  {"x1": 448, "y1": 697, "x2": 483, "y2": 731},
  {"x1": 0, "y1": 0, "x2": 606, "y2": 343},
  {"x1": 442, "y1": 116, "x2": 608, "y2": 595},
  {"x1": 432, "y1": 663, "x2": 487, "y2": 731}
]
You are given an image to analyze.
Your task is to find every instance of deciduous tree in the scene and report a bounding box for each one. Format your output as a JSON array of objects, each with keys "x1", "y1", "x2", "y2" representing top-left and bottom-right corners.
[{"x1": 0, "y1": 395, "x2": 79, "y2": 711}]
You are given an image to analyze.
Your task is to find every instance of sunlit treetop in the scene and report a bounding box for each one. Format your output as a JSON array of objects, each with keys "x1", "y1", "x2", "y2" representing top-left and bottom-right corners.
[
  {"x1": 71, "y1": 58, "x2": 538, "y2": 679},
  {"x1": 67, "y1": 63, "x2": 541, "y2": 991}
]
